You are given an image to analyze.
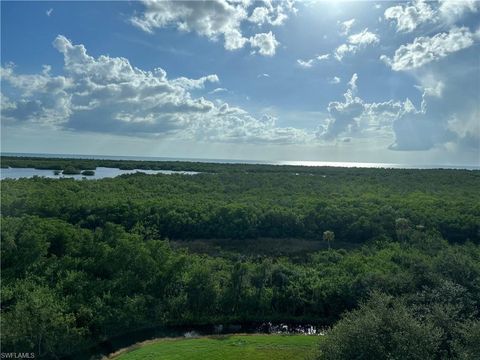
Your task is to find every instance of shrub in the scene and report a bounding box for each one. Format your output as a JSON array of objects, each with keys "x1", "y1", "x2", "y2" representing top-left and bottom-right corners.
[{"x1": 318, "y1": 292, "x2": 442, "y2": 360}]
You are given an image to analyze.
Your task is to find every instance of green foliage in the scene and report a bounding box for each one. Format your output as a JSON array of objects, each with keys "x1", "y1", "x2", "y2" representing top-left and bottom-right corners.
[
  {"x1": 81, "y1": 170, "x2": 95, "y2": 176},
  {"x1": 318, "y1": 292, "x2": 442, "y2": 360},
  {"x1": 1, "y1": 157, "x2": 479, "y2": 358},
  {"x1": 2, "y1": 158, "x2": 479, "y2": 243},
  {"x1": 453, "y1": 320, "x2": 480, "y2": 360},
  {"x1": 62, "y1": 165, "x2": 81, "y2": 174},
  {"x1": 1, "y1": 281, "x2": 86, "y2": 357},
  {"x1": 318, "y1": 276, "x2": 480, "y2": 359}
]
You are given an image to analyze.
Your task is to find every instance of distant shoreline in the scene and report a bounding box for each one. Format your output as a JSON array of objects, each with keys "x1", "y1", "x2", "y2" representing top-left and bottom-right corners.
[{"x1": 1, "y1": 152, "x2": 478, "y2": 170}]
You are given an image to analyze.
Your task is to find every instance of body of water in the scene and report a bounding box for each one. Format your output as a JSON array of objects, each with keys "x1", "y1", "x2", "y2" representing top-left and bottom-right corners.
[
  {"x1": 1, "y1": 152, "x2": 479, "y2": 170},
  {"x1": 0, "y1": 167, "x2": 198, "y2": 180}
]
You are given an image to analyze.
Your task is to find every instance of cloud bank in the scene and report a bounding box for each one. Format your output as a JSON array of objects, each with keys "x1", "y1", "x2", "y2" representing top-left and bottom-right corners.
[{"x1": 1, "y1": 35, "x2": 308, "y2": 144}]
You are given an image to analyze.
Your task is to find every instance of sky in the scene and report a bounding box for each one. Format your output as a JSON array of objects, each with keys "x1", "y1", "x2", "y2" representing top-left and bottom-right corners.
[{"x1": 1, "y1": 0, "x2": 479, "y2": 166}]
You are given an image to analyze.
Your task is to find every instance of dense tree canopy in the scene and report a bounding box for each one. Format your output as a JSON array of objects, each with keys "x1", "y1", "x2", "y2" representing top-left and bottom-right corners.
[
  {"x1": 2, "y1": 159, "x2": 479, "y2": 244},
  {"x1": 1, "y1": 158, "x2": 479, "y2": 358}
]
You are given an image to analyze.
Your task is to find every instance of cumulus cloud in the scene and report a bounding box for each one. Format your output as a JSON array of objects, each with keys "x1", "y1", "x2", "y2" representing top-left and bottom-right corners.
[
  {"x1": 318, "y1": 73, "x2": 391, "y2": 140},
  {"x1": 130, "y1": 0, "x2": 295, "y2": 56},
  {"x1": 380, "y1": 1, "x2": 479, "y2": 153},
  {"x1": 0, "y1": 63, "x2": 72, "y2": 125},
  {"x1": 389, "y1": 95, "x2": 459, "y2": 151},
  {"x1": 172, "y1": 75, "x2": 219, "y2": 90},
  {"x1": 384, "y1": 0, "x2": 435, "y2": 32},
  {"x1": 316, "y1": 73, "x2": 462, "y2": 152},
  {"x1": 248, "y1": 0, "x2": 296, "y2": 26},
  {"x1": 438, "y1": 0, "x2": 480, "y2": 21},
  {"x1": 348, "y1": 28, "x2": 379, "y2": 45},
  {"x1": 318, "y1": 68, "x2": 479, "y2": 152},
  {"x1": 1, "y1": 35, "x2": 309, "y2": 144},
  {"x1": 381, "y1": 27, "x2": 477, "y2": 71},
  {"x1": 388, "y1": 59, "x2": 479, "y2": 152},
  {"x1": 335, "y1": 28, "x2": 379, "y2": 60},
  {"x1": 384, "y1": 0, "x2": 479, "y2": 32},
  {"x1": 334, "y1": 44, "x2": 356, "y2": 61},
  {"x1": 321, "y1": 74, "x2": 365, "y2": 139},
  {"x1": 249, "y1": 31, "x2": 279, "y2": 56}
]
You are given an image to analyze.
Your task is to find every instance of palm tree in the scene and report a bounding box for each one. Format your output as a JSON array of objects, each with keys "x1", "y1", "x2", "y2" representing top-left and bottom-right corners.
[{"x1": 323, "y1": 230, "x2": 335, "y2": 250}]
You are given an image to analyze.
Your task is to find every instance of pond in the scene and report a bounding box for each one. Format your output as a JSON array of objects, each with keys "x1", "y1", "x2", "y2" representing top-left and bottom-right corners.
[{"x1": 0, "y1": 167, "x2": 199, "y2": 180}]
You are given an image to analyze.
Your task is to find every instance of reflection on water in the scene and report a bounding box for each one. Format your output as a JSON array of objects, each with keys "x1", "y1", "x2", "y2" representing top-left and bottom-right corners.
[
  {"x1": 277, "y1": 160, "x2": 479, "y2": 169},
  {"x1": 277, "y1": 160, "x2": 397, "y2": 168},
  {"x1": 0, "y1": 167, "x2": 198, "y2": 180}
]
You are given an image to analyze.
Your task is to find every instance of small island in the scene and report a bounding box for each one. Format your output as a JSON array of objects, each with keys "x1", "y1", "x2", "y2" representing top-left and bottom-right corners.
[
  {"x1": 81, "y1": 170, "x2": 95, "y2": 176},
  {"x1": 62, "y1": 165, "x2": 81, "y2": 175}
]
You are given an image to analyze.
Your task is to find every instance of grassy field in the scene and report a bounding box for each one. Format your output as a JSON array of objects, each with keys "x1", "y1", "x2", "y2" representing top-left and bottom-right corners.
[{"x1": 112, "y1": 334, "x2": 320, "y2": 360}]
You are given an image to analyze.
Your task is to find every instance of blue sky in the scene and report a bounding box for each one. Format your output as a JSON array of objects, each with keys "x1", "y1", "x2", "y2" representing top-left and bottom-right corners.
[{"x1": 1, "y1": 0, "x2": 479, "y2": 165}]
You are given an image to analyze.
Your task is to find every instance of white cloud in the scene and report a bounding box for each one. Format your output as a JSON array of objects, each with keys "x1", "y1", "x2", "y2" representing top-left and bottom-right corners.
[
  {"x1": 348, "y1": 73, "x2": 358, "y2": 91},
  {"x1": 0, "y1": 63, "x2": 72, "y2": 125},
  {"x1": 296, "y1": 53, "x2": 330, "y2": 69},
  {"x1": 388, "y1": 95, "x2": 459, "y2": 151},
  {"x1": 130, "y1": 0, "x2": 294, "y2": 56},
  {"x1": 248, "y1": 0, "x2": 296, "y2": 26},
  {"x1": 319, "y1": 73, "x2": 365, "y2": 139},
  {"x1": 249, "y1": 6, "x2": 271, "y2": 25},
  {"x1": 297, "y1": 59, "x2": 313, "y2": 68},
  {"x1": 317, "y1": 73, "x2": 450, "y2": 150},
  {"x1": 384, "y1": 0, "x2": 435, "y2": 32},
  {"x1": 348, "y1": 28, "x2": 379, "y2": 45},
  {"x1": 209, "y1": 87, "x2": 228, "y2": 94},
  {"x1": 339, "y1": 18, "x2": 355, "y2": 35},
  {"x1": 1, "y1": 35, "x2": 309, "y2": 144},
  {"x1": 385, "y1": 0, "x2": 479, "y2": 32},
  {"x1": 249, "y1": 31, "x2": 279, "y2": 56},
  {"x1": 334, "y1": 44, "x2": 356, "y2": 61},
  {"x1": 438, "y1": 0, "x2": 479, "y2": 22},
  {"x1": 414, "y1": 74, "x2": 445, "y2": 98},
  {"x1": 381, "y1": 27, "x2": 477, "y2": 71},
  {"x1": 257, "y1": 73, "x2": 270, "y2": 78},
  {"x1": 388, "y1": 59, "x2": 479, "y2": 152},
  {"x1": 317, "y1": 54, "x2": 330, "y2": 61},
  {"x1": 380, "y1": 23, "x2": 479, "y2": 151},
  {"x1": 335, "y1": 28, "x2": 379, "y2": 61},
  {"x1": 329, "y1": 76, "x2": 341, "y2": 84},
  {"x1": 172, "y1": 75, "x2": 219, "y2": 90}
]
